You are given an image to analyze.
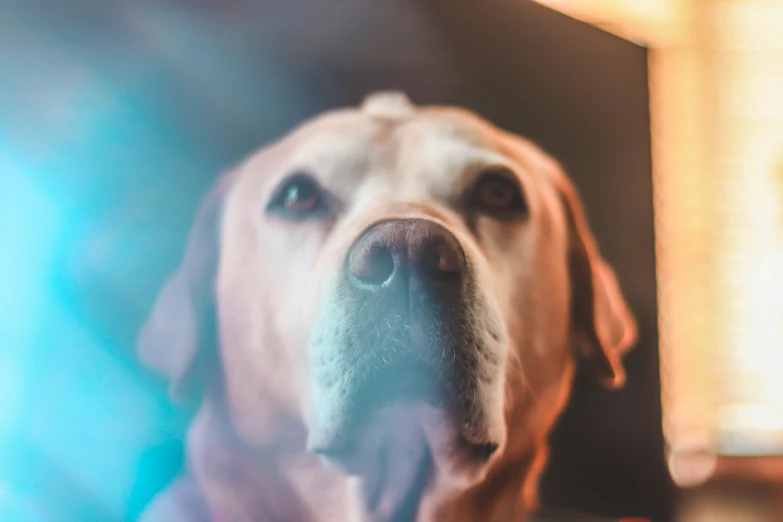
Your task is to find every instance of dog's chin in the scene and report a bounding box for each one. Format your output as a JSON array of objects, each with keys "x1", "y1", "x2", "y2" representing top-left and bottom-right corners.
[{"x1": 307, "y1": 403, "x2": 500, "y2": 519}]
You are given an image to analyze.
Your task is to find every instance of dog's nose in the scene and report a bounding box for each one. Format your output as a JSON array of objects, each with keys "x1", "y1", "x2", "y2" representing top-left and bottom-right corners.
[{"x1": 348, "y1": 219, "x2": 464, "y2": 287}]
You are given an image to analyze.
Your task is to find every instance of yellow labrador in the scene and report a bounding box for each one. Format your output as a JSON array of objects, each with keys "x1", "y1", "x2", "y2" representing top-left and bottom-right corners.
[{"x1": 138, "y1": 92, "x2": 637, "y2": 522}]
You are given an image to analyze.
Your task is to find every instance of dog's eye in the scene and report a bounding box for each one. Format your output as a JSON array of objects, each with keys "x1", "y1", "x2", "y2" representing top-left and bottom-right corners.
[
  {"x1": 470, "y1": 168, "x2": 528, "y2": 218},
  {"x1": 267, "y1": 173, "x2": 331, "y2": 219}
]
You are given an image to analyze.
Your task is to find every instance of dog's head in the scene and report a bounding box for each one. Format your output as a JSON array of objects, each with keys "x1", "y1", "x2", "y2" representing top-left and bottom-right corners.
[{"x1": 139, "y1": 92, "x2": 636, "y2": 515}]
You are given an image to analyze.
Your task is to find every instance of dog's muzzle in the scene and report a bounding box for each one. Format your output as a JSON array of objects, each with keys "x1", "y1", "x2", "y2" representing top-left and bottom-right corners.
[{"x1": 307, "y1": 218, "x2": 504, "y2": 472}]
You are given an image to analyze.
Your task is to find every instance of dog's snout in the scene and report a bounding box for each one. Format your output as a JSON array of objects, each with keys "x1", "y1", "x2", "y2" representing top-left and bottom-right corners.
[{"x1": 347, "y1": 219, "x2": 464, "y2": 287}]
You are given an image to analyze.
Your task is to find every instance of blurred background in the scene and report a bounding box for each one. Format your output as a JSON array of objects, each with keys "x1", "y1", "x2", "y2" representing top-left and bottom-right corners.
[{"x1": 1, "y1": 0, "x2": 781, "y2": 521}]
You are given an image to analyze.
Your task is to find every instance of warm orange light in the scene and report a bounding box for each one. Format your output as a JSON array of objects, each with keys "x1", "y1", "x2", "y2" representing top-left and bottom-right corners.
[
  {"x1": 532, "y1": 0, "x2": 682, "y2": 44},
  {"x1": 709, "y1": 0, "x2": 783, "y2": 458},
  {"x1": 535, "y1": 0, "x2": 783, "y2": 486}
]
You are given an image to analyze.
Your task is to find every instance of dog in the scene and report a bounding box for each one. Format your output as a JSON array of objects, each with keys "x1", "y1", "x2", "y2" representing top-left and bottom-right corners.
[{"x1": 138, "y1": 92, "x2": 637, "y2": 522}]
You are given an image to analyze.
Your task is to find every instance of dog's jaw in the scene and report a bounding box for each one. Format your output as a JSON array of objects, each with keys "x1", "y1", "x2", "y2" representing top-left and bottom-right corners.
[{"x1": 307, "y1": 403, "x2": 506, "y2": 522}]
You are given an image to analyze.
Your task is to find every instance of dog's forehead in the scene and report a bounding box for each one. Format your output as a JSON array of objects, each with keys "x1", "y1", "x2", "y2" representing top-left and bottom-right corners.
[
  {"x1": 281, "y1": 103, "x2": 510, "y2": 193},
  {"x1": 294, "y1": 106, "x2": 496, "y2": 151},
  {"x1": 360, "y1": 91, "x2": 416, "y2": 121}
]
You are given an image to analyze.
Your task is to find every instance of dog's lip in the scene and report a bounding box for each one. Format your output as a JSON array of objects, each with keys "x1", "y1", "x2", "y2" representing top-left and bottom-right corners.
[
  {"x1": 461, "y1": 439, "x2": 500, "y2": 461},
  {"x1": 307, "y1": 428, "x2": 374, "y2": 475},
  {"x1": 311, "y1": 443, "x2": 363, "y2": 474},
  {"x1": 310, "y1": 437, "x2": 499, "y2": 459},
  {"x1": 309, "y1": 437, "x2": 357, "y2": 461},
  {"x1": 308, "y1": 430, "x2": 501, "y2": 472}
]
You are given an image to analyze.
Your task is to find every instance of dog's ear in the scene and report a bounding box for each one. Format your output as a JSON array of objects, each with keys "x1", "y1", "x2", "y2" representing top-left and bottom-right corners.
[
  {"x1": 138, "y1": 172, "x2": 236, "y2": 400},
  {"x1": 558, "y1": 176, "x2": 638, "y2": 389}
]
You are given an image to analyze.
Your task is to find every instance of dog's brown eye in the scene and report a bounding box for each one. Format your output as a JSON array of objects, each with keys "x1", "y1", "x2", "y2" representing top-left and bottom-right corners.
[
  {"x1": 470, "y1": 169, "x2": 528, "y2": 219},
  {"x1": 267, "y1": 173, "x2": 331, "y2": 219},
  {"x1": 478, "y1": 177, "x2": 515, "y2": 208},
  {"x1": 282, "y1": 181, "x2": 318, "y2": 211}
]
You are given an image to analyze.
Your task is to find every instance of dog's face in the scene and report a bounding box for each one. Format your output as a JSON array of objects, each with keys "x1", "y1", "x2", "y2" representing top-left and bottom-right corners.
[{"x1": 139, "y1": 93, "x2": 636, "y2": 516}]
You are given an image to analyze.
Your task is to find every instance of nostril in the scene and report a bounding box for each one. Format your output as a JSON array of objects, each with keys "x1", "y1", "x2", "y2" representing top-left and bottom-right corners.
[
  {"x1": 419, "y1": 236, "x2": 464, "y2": 282},
  {"x1": 349, "y1": 244, "x2": 395, "y2": 286}
]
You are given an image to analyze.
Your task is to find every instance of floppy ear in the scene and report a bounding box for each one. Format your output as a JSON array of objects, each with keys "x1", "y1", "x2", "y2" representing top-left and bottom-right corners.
[
  {"x1": 559, "y1": 177, "x2": 638, "y2": 389},
  {"x1": 138, "y1": 172, "x2": 236, "y2": 400}
]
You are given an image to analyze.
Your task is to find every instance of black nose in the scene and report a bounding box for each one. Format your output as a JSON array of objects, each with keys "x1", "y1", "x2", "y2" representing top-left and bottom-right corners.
[{"x1": 347, "y1": 219, "x2": 465, "y2": 287}]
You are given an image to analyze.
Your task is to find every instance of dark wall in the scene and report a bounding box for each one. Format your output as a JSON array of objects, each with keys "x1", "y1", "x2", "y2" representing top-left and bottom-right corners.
[{"x1": 0, "y1": 0, "x2": 673, "y2": 520}]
